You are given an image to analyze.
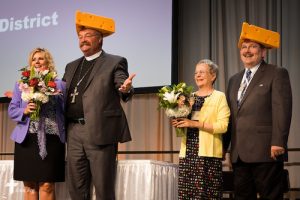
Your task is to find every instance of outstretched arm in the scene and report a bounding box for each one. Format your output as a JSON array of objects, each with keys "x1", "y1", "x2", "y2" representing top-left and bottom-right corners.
[{"x1": 119, "y1": 73, "x2": 136, "y2": 93}]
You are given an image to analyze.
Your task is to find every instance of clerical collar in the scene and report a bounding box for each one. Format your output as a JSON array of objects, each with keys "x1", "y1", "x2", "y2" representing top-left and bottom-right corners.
[{"x1": 85, "y1": 51, "x2": 102, "y2": 61}]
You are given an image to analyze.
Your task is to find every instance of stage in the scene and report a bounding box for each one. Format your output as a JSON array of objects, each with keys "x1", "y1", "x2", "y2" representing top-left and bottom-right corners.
[
  {"x1": 0, "y1": 159, "x2": 178, "y2": 200},
  {"x1": 1, "y1": 159, "x2": 299, "y2": 199}
]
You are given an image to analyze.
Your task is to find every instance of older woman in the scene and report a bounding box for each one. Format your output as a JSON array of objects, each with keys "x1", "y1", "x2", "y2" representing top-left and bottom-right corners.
[
  {"x1": 172, "y1": 59, "x2": 230, "y2": 199},
  {"x1": 8, "y1": 47, "x2": 66, "y2": 200}
]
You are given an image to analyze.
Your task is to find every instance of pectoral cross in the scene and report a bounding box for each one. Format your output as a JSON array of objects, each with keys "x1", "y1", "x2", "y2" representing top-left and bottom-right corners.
[{"x1": 70, "y1": 87, "x2": 79, "y2": 103}]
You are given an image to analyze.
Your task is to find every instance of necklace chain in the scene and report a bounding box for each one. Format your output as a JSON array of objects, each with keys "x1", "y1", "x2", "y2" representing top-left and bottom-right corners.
[
  {"x1": 70, "y1": 58, "x2": 96, "y2": 104},
  {"x1": 76, "y1": 58, "x2": 96, "y2": 87}
]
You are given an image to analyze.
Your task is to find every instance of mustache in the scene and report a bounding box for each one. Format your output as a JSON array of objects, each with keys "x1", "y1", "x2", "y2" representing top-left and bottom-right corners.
[
  {"x1": 80, "y1": 42, "x2": 91, "y2": 47},
  {"x1": 243, "y1": 53, "x2": 253, "y2": 57}
]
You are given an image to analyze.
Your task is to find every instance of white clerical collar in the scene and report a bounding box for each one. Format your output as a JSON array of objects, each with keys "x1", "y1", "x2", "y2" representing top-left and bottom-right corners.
[{"x1": 85, "y1": 51, "x2": 102, "y2": 61}]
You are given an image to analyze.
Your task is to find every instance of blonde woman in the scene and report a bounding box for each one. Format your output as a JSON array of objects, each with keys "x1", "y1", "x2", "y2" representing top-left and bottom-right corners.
[{"x1": 8, "y1": 48, "x2": 66, "y2": 200}]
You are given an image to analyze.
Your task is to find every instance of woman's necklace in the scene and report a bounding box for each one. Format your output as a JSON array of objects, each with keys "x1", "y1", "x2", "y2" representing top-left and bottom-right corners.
[
  {"x1": 70, "y1": 58, "x2": 96, "y2": 103},
  {"x1": 195, "y1": 88, "x2": 214, "y2": 97}
]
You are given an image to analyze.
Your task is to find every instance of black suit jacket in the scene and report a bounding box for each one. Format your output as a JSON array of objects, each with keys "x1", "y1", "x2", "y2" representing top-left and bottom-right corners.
[
  {"x1": 224, "y1": 61, "x2": 292, "y2": 163},
  {"x1": 63, "y1": 51, "x2": 132, "y2": 145}
]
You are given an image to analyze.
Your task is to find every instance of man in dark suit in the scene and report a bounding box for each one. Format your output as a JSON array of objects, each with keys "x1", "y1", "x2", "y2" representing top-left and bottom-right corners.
[
  {"x1": 224, "y1": 22, "x2": 292, "y2": 199},
  {"x1": 63, "y1": 10, "x2": 135, "y2": 200}
]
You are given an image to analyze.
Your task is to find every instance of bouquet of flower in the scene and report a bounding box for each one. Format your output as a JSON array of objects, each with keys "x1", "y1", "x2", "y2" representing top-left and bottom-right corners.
[
  {"x1": 158, "y1": 82, "x2": 194, "y2": 118},
  {"x1": 158, "y1": 82, "x2": 194, "y2": 136},
  {"x1": 18, "y1": 66, "x2": 59, "y2": 120}
]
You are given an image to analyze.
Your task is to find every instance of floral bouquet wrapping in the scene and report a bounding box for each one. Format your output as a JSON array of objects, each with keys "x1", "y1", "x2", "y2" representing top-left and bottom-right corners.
[
  {"x1": 158, "y1": 82, "x2": 194, "y2": 136},
  {"x1": 18, "y1": 66, "x2": 60, "y2": 120}
]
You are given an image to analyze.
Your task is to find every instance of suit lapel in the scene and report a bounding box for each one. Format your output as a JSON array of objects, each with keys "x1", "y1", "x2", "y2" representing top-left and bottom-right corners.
[
  {"x1": 233, "y1": 71, "x2": 244, "y2": 112},
  {"x1": 66, "y1": 58, "x2": 83, "y2": 94}
]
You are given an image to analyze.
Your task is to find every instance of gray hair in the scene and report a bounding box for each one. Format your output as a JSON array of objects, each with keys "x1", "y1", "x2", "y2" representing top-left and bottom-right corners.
[{"x1": 197, "y1": 59, "x2": 219, "y2": 85}]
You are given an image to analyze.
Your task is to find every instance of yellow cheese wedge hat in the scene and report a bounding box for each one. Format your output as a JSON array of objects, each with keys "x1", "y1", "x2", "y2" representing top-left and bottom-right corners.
[
  {"x1": 75, "y1": 10, "x2": 115, "y2": 37},
  {"x1": 238, "y1": 22, "x2": 280, "y2": 49}
]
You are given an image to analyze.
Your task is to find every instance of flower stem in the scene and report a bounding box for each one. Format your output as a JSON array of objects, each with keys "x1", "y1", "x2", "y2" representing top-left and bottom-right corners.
[{"x1": 30, "y1": 100, "x2": 42, "y2": 121}]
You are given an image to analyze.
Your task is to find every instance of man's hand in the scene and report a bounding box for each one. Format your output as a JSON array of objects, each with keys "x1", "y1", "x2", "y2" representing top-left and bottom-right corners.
[
  {"x1": 119, "y1": 74, "x2": 136, "y2": 93},
  {"x1": 271, "y1": 145, "x2": 285, "y2": 160}
]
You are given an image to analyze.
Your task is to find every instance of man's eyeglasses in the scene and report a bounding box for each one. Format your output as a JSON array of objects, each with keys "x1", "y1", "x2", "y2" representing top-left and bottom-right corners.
[
  {"x1": 78, "y1": 34, "x2": 99, "y2": 40},
  {"x1": 195, "y1": 70, "x2": 210, "y2": 75},
  {"x1": 241, "y1": 44, "x2": 260, "y2": 50}
]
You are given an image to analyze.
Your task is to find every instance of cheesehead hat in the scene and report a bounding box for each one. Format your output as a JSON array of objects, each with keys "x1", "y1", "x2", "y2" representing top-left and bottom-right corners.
[
  {"x1": 75, "y1": 10, "x2": 115, "y2": 37},
  {"x1": 238, "y1": 22, "x2": 280, "y2": 49}
]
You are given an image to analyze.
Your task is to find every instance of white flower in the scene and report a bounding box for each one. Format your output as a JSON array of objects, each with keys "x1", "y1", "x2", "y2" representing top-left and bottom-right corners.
[
  {"x1": 38, "y1": 80, "x2": 46, "y2": 88},
  {"x1": 51, "y1": 72, "x2": 58, "y2": 79},
  {"x1": 33, "y1": 92, "x2": 49, "y2": 103},
  {"x1": 41, "y1": 69, "x2": 49, "y2": 76},
  {"x1": 163, "y1": 91, "x2": 180, "y2": 104},
  {"x1": 21, "y1": 90, "x2": 34, "y2": 102},
  {"x1": 165, "y1": 105, "x2": 191, "y2": 118},
  {"x1": 45, "y1": 87, "x2": 56, "y2": 95},
  {"x1": 158, "y1": 82, "x2": 193, "y2": 119}
]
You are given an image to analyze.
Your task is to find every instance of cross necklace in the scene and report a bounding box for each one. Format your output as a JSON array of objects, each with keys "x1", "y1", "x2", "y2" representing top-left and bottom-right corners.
[{"x1": 70, "y1": 58, "x2": 96, "y2": 103}]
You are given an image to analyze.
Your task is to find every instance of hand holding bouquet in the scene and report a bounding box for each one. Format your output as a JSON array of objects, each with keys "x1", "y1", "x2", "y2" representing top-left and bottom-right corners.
[
  {"x1": 158, "y1": 82, "x2": 194, "y2": 136},
  {"x1": 18, "y1": 66, "x2": 60, "y2": 120}
]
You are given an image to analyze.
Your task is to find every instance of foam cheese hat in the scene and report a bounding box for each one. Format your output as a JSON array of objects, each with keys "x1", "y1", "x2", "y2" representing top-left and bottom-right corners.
[
  {"x1": 75, "y1": 10, "x2": 115, "y2": 37},
  {"x1": 238, "y1": 22, "x2": 280, "y2": 49}
]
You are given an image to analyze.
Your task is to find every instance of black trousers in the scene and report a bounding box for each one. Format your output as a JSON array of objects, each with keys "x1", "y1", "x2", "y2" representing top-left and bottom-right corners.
[
  {"x1": 67, "y1": 123, "x2": 117, "y2": 200},
  {"x1": 232, "y1": 158, "x2": 285, "y2": 200}
]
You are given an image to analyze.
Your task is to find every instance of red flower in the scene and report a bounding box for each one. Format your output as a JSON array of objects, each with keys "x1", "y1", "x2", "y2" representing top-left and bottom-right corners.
[
  {"x1": 22, "y1": 70, "x2": 30, "y2": 77},
  {"x1": 29, "y1": 78, "x2": 39, "y2": 87},
  {"x1": 47, "y1": 81, "x2": 56, "y2": 88}
]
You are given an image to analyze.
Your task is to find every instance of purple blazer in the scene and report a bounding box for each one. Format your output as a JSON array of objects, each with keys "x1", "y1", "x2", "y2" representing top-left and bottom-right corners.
[{"x1": 8, "y1": 79, "x2": 66, "y2": 144}]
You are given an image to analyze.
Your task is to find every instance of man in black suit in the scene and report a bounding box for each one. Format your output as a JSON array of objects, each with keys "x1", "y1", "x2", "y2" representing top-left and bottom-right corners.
[
  {"x1": 63, "y1": 10, "x2": 135, "y2": 200},
  {"x1": 224, "y1": 22, "x2": 292, "y2": 199}
]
